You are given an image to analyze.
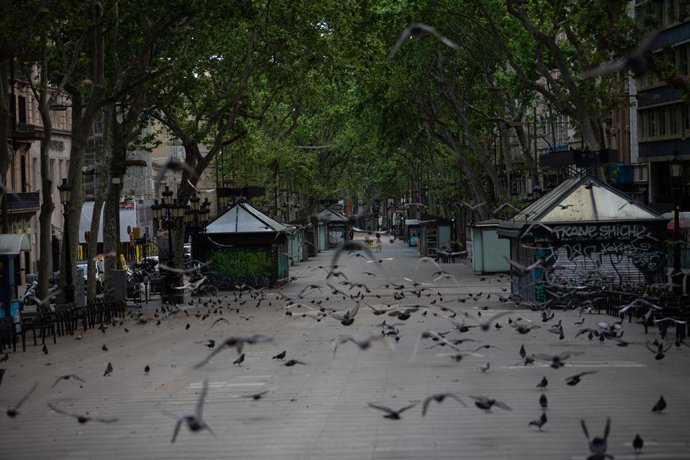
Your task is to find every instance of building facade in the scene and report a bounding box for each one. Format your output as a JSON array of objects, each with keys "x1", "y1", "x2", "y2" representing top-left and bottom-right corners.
[{"x1": 4, "y1": 74, "x2": 72, "y2": 281}]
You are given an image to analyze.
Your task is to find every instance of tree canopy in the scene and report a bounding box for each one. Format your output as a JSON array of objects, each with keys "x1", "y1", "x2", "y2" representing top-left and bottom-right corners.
[{"x1": 2, "y1": 0, "x2": 668, "y2": 285}]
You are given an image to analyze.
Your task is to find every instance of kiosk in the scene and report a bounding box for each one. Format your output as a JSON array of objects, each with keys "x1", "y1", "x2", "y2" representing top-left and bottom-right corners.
[{"x1": 0, "y1": 234, "x2": 30, "y2": 318}]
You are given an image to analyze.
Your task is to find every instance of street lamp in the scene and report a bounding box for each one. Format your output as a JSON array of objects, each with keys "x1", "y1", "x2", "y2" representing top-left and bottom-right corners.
[
  {"x1": 670, "y1": 153, "x2": 683, "y2": 295},
  {"x1": 184, "y1": 194, "x2": 211, "y2": 262},
  {"x1": 152, "y1": 186, "x2": 185, "y2": 304},
  {"x1": 58, "y1": 178, "x2": 74, "y2": 303},
  {"x1": 201, "y1": 198, "x2": 211, "y2": 227}
]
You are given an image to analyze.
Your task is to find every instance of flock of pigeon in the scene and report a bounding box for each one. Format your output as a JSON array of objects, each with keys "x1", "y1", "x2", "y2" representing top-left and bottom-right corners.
[{"x1": 1, "y1": 236, "x2": 688, "y2": 458}]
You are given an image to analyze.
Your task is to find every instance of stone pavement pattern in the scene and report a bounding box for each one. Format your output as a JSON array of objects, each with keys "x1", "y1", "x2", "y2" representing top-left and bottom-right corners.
[{"x1": 1, "y1": 238, "x2": 690, "y2": 459}]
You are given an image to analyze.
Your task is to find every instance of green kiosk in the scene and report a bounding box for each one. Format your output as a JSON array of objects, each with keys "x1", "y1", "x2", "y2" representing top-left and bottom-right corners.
[{"x1": 0, "y1": 234, "x2": 30, "y2": 319}]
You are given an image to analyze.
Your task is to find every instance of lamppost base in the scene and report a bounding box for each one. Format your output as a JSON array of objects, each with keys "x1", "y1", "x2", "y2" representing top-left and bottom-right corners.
[
  {"x1": 161, "y1": 272, "x2": 184, "y2": 305},
  {"x1": 64, "y1": 287, "x2": 75, "y2": 304}
]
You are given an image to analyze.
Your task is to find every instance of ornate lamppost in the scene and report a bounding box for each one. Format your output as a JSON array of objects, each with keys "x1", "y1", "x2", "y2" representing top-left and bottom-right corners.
[
  {"x1": 152, "y1": 185, "x2": 185, "y2": 304},
  {"x1": 185, "y1": 194, "x2": 211, "y2": 256},
  {"x1": 670, "y1": 154, "x2": 683, "y2": 295},
  {"x1": 58, "y1": 179, "x2": 74, "y2": 303}
]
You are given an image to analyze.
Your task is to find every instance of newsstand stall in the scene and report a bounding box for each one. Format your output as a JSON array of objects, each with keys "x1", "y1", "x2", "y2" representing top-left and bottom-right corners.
[
  {"x1": 316, "y1": 207, "x2": 350, "y2": 248},
  {"x1": 497, "y1": 176, "x2": 668, "y2": 304},
  {"x1": 192, "y1": 200, "x2": 289, "y2": 288},
  {"x1": 418, "y1": 217, "x2": 452, "y2": 258}
]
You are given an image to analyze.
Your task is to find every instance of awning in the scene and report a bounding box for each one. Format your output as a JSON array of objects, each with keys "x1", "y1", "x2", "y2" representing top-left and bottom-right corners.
[
  {"x1": 0, "y1": 234, "x2": 30, "y2": 254},
  {"x1": 405, "y1": 219, "x2": 427, "y2": 226},
  {"x1": 79, "y1": 202, "x2": 138, "y2": 243}
]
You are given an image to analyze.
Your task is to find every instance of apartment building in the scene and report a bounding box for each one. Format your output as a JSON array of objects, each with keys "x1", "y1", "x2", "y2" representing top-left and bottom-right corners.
[
  {"x1": 5, "y1": 74, "x2": 72, "y2": 279},
  {"x1": 636, "y1": 0, "x2": 690, "y2": 211}
]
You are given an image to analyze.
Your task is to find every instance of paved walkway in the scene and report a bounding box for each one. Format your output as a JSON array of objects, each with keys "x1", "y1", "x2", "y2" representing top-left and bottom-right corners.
[{"x1": 1, "y1": 237, "x2": 689, "y2": 459}]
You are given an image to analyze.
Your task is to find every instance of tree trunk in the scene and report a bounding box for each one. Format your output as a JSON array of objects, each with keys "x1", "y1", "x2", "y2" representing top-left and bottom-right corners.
[
  {"x1": 438, "y1": 131, "x2": 490, "y2": 222},
  {"x1": 36, "y1": 113, "x2": 54, "y2": 301},
  {"x1": 86, "y1": 110, "x2": 110, "y2": 304},
  {"x1": 86, "y1": 193, "x2": 105, "y2": 303},
  {"x1": 60, "y1": 121, "x2": 87, "y2": 299},
  {"x1": 450, "y1": 97, "x2": 508, "y2": 202},
  {"x1": 102, "y1": 155, "x2": 123, "y2": 296}
]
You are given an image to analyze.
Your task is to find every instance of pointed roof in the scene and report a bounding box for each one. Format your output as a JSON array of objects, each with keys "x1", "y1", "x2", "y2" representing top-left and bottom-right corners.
[
  {"x1": 316, "y1": 207, "x2": 349, "y2": 223},
  {"x1": 514, "y1": 176, "x2": 661, "y2": 223},
  {"x1": 498, "y1": 176, "x2": 665, "y2": 238},
  {"x1": 206, "y1": 200, "x2": 287, "y2": 234}
]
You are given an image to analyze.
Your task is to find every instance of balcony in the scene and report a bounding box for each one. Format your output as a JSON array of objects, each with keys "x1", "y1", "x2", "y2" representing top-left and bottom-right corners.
[
  {"x1": 8, "y1": 123, "x2": 45, "y2": 141},
  {"x1": 6, "y1": 192, "x2": 40, "y2": 214}
]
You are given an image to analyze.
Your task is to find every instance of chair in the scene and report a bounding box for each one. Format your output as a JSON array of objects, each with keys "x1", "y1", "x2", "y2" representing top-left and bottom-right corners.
[
  {"x1": 0, "y1": 317, "x2": 18, "y2": 353},
  {"x1": 54, "y1": 304, "x2": 79, "y2": 336},
  {"x1": 20, "y1": 305, "x2": 57, "y2": 351},
  {"x1": 87, "y1": 300, "x2": 107, "y2": 327}
]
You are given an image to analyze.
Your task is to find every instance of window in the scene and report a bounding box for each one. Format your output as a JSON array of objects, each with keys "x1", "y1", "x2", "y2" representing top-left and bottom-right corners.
[
  {"x1": 87, "y1": 135, "x2": 104, "y2": 151},
  {"x1": 670, "y1": 105, "x2": 679, "y2": 136},
  {"x1": 639, "y1": 102, "x2": 690, "y2": 141},
  {"x1": 32, "y1": 157, "x2": 38, "y2": 190},
  {"x1": 92, "y1": 117, "x2": 103, "y2": 135},
  {"x1": 17, "y1": 96, "x2": 26, "y2": 125}
]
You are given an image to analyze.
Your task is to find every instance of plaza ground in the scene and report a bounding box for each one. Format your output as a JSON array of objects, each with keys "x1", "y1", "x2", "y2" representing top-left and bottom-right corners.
[{"x1": 1, "y1": 238, "x2": 689, "y2": 459}]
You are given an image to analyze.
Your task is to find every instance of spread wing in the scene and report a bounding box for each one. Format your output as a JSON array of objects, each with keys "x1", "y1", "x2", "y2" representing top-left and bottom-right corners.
[
  {"x1": 447, "y1": 394, "x2": 467, "y2": 407},
  {"x1": 397, "y1": 402, "x2": 419, "y2": 414},
  {"x1": 210, "y1": 318, "x2": 229, "y2": 328},
  {"x1": 196, "y1": 380, "x2": 209, "y2": 419},
  {"x1": 368, "y1": 403, "x2": 395, "y2": 415},
  {"x1": 494, "y1": 400, "x2": 512, "y2": 411},
  {"x1": 421, "y1": 397, "x2": 434, "y2": 416},
  {"x1": 194, "y1": 346, "x2": 226, "y2": 369},
  {"x1": 47, "y1": 402, "x2": 79, "y2": 419},
  {"x1": 92, "y1": 416, "x2": 119, "y2": 424},
  {"x1": 603, "y1": 417, "x2": 611, "y2": 441},
  {"x1": 171, "y1": 419, "x2": 183, "y2": 444},
  {"x1": 14, "y1": 382, "x2": 38, "y2": 411},
  {"x1": 581, "y1": 419, "x2": 590, "y2": 441}
]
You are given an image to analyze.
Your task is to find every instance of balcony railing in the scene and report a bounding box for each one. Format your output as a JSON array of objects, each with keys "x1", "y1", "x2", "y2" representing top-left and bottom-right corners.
[
  {"x1": 6, "y1": 192, "x2": 40, "y2": 213},
  {"x1": 8, "y1": 123, "x2": 45, "y2": 141}
]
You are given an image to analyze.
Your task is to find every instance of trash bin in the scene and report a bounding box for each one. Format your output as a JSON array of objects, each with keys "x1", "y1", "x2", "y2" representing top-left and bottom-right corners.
[{"x1": 111, "y1": 270, "x2": 128, "y2": 302}]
